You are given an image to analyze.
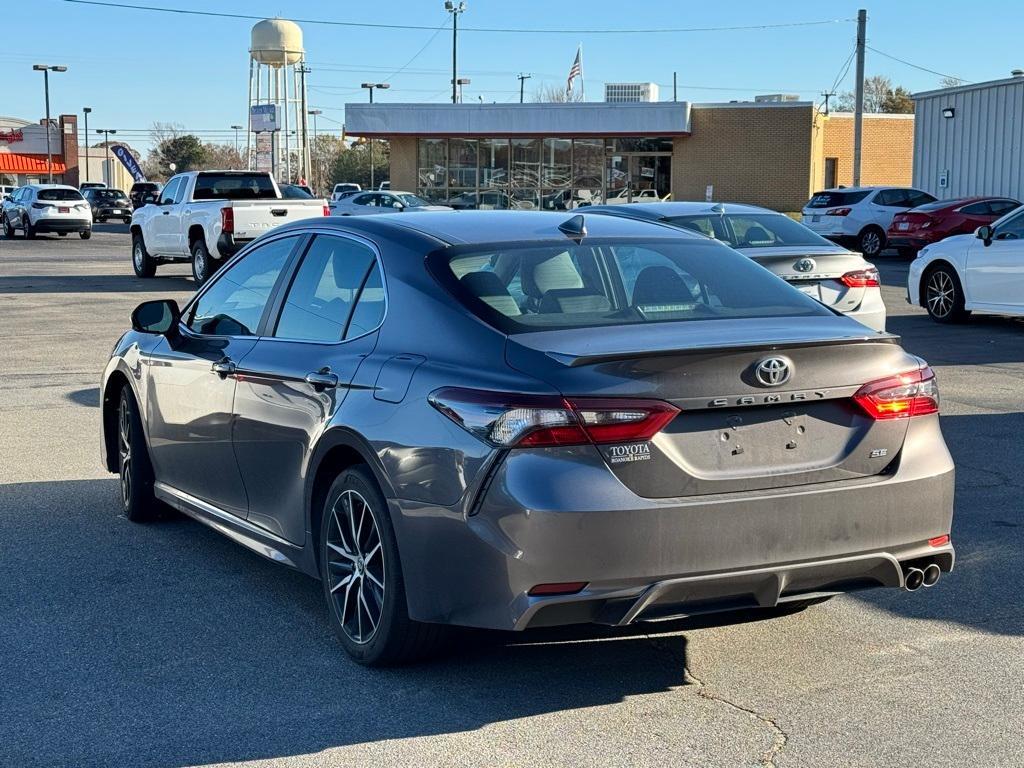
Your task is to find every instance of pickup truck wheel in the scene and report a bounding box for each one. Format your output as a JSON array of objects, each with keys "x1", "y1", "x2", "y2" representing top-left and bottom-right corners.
[
  {"x1": 79, "y1": 230, "x2": 91, "y2": 240},
  {"x1": 191, "y1": 239, "x2": 214, "y2": 285},
  {"x1": 132, "y1": 233, "x2": 156, "y2": 277}
]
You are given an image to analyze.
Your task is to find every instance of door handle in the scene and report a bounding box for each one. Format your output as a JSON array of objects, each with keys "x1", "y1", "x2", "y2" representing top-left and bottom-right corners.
[
  {"x1": 211, "y1": 358, "x2": 236, "y2": 377},
  {"x1": 304, "y1": 368, "x2": 339, "y2": 390},
  {"x1": 162, "y1": 210, "x2": 170, "y2": 215}
]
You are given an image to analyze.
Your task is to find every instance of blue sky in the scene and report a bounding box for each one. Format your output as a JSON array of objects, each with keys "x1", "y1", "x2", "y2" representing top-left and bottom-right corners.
[{"x1": 2, "y1": 0, "x2": 1020, "y2": 151}]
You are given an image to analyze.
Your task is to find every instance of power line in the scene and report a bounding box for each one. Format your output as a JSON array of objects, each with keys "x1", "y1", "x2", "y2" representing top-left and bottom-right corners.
[
  {"x1": 866, "y1": 45, "x2": 965, "y2": 83},
  {"x1": 379, "y1": 16, "x2": 450, "y2": 83},
  {"x1": 62, "y1": 1, "x2": 854, "y2": 35}
]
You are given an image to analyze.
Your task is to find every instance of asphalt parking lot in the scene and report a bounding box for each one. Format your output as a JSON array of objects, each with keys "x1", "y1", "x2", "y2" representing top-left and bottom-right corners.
[{"x1": 1, "y1": 226, "x2": 1023, "y2": 768}]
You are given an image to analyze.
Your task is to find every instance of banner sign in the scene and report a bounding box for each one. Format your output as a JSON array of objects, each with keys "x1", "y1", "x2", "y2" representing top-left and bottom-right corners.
[
  {"x1": 111, "y1": 144, "x2": 146, "y2": 182},
  {"x1": 250, "y1": 104, "x2": 280, "y2": 133}
]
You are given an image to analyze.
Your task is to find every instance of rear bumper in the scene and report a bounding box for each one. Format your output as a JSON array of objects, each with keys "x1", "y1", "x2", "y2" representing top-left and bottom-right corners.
[
  {"x1": 886, "y1": 235, "x2": 935, "y2": 250},
  {"x1": 392, "y1": 415, "x2": 955, "y2": 631},
  {"x1": 215, "y1": 233, "x2": 253, "y2": 259},
  {"x1": 33, "y1": 218, "x2": 91, "y2": 232},
  {"x1": 842, "y1": 288, "x2": 887, "y2": 332}
]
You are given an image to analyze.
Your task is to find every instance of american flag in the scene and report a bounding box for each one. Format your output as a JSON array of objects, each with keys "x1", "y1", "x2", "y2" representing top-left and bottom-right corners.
[{"x1": 566, "y1": 46, "x2": 582, "y2": 97}]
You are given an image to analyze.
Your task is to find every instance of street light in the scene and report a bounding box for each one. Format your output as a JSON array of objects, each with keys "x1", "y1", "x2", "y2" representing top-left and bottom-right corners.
[
  {"x1": 444, "y1": 1, "x2": 466, "y2": 104},
  {"x1": 231, "y1": 125, "x2": 244, "y2": 158},
  {"x1": 82, "y1": 107, "x2": 92, "y2": 182},
  {"x1": 96, "y1": 129, "x2": 116, "y2": 186},
  {"x1": 32, "y1": 64, "x2": 68, "y2": 183},
  {"x1": 456, "y1": 77, "x2": 471, "y2": 104},
  {"x1": 360, "y1": 82, "x2": 390, "y2": 103},
  {"x1": 307, "y1": 109, "x2": 322, "y2": 194}
]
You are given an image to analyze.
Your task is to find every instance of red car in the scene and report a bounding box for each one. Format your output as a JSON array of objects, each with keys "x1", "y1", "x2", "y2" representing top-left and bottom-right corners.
[{"x1": 888, "y1": 196, "x2": 1020, "y2": 255}]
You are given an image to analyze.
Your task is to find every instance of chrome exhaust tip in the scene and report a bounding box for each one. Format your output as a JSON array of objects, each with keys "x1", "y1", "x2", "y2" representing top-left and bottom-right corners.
[
  {"x1": 922, "y1": 563, "x2": 941, "y2": 587},
  {"x1": 904, "y1": 567, "x2": 925, "y2": 591}
]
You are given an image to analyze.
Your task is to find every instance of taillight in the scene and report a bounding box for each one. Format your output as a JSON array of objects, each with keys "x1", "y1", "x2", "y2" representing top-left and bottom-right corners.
[
  {"x1": 853, "y1": 367, "x2": 939, "y2": 420},
  {"x1": 221, "y1": 206, "x2": 234, "y2": 234},
  {"x1": 840, "y1": 267, "x2": 880, "y2": 288},
  {"x1": 825, "y1": 207, "x2": 851, "y2": 216},
  {"x1": 322, "y1": 204, "x2": 330, "y2": 216},
  {"x1": 428, "y1": 387, "x2": 679, "y2": 448}
]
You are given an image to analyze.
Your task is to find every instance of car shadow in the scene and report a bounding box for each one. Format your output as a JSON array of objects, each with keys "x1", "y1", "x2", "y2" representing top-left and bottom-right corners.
[
  {"x1": 0, "y1": 478, "x2": 694, "y2": 767},
  {"x1": 885, "y1": 312, "x2": 1024, "y2": 366},
  {"x1": 65, "y1": 387, "x2": 100, "y2": 407},
  {"x1": 0, "y1": 274, "x2": 194, "y2": 294}
]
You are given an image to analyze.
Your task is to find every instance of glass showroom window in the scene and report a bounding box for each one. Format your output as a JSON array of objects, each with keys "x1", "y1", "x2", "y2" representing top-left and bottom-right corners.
[
  {"x1": 417, "y1": 139, "x2": 447, "y2": 201},
  {"x1": 510, "y1": 138, "x2": 541, "y2": 210},
  {"x1": 479, "y1": 139, "x2": 510, "y2": 190},
  {"x1": 573, "y1": 138, "x2": 604, "y2": 208}
]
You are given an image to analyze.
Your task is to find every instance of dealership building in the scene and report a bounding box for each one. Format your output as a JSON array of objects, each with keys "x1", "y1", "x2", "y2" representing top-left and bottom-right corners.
[
  {"x1": 344, "y1": 101, "x2": 914, "y2": 213},
  {"x1": 912, "y1": 72, "x2": 1024, "y2": 200},
  {"x1": 0, "y1": 115, "x2": 80, "y2": 187}
]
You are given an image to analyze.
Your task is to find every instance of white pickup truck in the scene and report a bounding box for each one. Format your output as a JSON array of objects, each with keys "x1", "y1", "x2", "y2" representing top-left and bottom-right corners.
[{"x1": 129, "y1": 170, "x2": 327, "y2": 284}]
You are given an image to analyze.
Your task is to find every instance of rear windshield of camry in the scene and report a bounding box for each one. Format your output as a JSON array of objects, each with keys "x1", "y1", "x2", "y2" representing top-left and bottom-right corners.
[
  {"x1": 664, "y1": 213, "x2": 832, "y2": 249},
  {"x1": 433, "y1": 239, "x2": 832, "y2": 333}
]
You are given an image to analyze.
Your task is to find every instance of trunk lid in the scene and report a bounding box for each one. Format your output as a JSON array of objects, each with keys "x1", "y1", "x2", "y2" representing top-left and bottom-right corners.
[
  {"x1": 226, "y1": 200, "x2": 325, "y2": 240},
  {"x1": 740, "y1": 245, "x2": 871, "y2": 310},
  {"x1": 507, "y1": 317, "x2": 919, "y2": 498}
]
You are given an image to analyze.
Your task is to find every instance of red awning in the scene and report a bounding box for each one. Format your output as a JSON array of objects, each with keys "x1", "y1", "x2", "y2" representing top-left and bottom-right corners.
[{"x1": 0, "y1": 153, "x2": 67, "y2": 174}]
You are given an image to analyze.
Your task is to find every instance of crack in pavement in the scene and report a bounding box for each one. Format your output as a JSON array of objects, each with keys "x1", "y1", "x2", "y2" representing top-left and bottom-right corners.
[{"x1": 648, "y1": 636, "x2": 789, "y2": 767}]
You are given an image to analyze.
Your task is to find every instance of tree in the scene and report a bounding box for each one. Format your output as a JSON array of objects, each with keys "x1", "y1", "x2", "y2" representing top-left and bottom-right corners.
[
  {"x1": 203, "y1": 143, "x2": 244, "y2": 170},
  {"x1": 835, "y1": 76, "x2": 914, "y2": 114},
  {"x1": 533, "y1": 83, "x2": 585, "y2": 103},
  {"x1": 328, "y1": 139, "x2": 390, "y2": 189},
  {"x1": 939, "y1": 76, "x2": 965, "y2": 89}
]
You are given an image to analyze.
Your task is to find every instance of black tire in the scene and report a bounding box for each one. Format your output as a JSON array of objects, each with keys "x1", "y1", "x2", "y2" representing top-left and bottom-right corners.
[
  {"x1": 58, "y1": 232, "x2": 68, "y2": 237},
  {"x1": 1, "y1": 214, "x2": 14, "y2": 238},
  {"x1": 191, "y1": 238, "x2": 215, "y2": 285},
  {"x1": 123, "y1": 217, "x2": 132, "y2": 225},
  {"x1": 897, "y1": 247, "x2": 917, "y2": 259},
  {"x1": 923, "y1": 264, "x2": 971, "y2": 323},
  {"x1": 79, "y1": 230, "x2": 91, "y2": 240},
  {"x1": 117, "y1": 388, "x2": 160, "y2": 522},
  {"x1": 132, "y1": 232, "x2": 157, "y2": 278},
  {"x1": 97, "y1": 217, "x2": 106, "y2": 224},
  {"x1": 320, "y1": 466, "x2": 447, "y2": 666},
  {"x1": 857, "y1": 226, "x2": 885, "y2": 258},
  {"x1": 24, "y1": 219, "x2": 36, "y2": 239}
]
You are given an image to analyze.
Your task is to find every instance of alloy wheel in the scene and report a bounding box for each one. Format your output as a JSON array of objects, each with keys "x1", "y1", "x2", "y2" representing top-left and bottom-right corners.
[
  {"x1": 326, "y1": 489, "x2": 385, "y2": 644},
  {"x1": 926, "y1": 270, "x2": 954, "y2": 319},
  {"x1": 133, "y1": 242, "x2": 144, "y2": 271},
  {"x1": 118, "y1": 397, "x2": 132, "y2": 507},
  {"x1": 861, "y1": 230, "x2": 882, "y2": 256}
]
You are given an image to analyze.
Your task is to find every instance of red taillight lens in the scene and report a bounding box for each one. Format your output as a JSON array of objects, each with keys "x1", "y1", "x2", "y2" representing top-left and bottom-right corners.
[
  {"x1": 221, "y1": 206, "x2": 234, "y2": 235},
  {"x1": 825, "y1": 207, "x2": 851, "y2": 216},
  {"x1": 853, "y1": 367, "x2": 939, "y2": 420},
  {"x1": 528, "y1": 582, "x2": 588, "y2": 596},
  {"x1": 840, "y1": 267, "x2": 880, "y2": 288},
  {"x1": 322, "y1": 204, "x2": 330, "y2": 216},
  {"x1": 428, "y1": 388, "x2": 679, "y2": 448}
]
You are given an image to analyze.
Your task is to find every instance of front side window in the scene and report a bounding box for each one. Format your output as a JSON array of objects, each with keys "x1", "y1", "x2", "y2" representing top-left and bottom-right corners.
[
  {"x1": 435, "y1": 239, "x2": 830, "y2": 333},
  {"x1": 989, "y1": 200, "x2": 1020, "y2": 217},
  {"x1": 995, "y1": 210, "x2": 1024, "y2": 240},
  {"x1": 274, "y1": 235, "x2": 382, "y2": 342},
  {"x1": 188, "y1": 236, "x2": 298, "y2": 336},
  {"x1": 159, "y1": 178, "x2": 181, "y2": 206}
]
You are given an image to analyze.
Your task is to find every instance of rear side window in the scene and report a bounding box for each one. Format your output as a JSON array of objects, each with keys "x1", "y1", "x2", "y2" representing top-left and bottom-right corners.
[
  {"x1": 273, "y1": 235, "x2": 384, "y2": 342},
  {"x1": 193, "y1": 173, "x2": 277, "y2": 200},
  {"x1": 433, "y1": 239, "x2": 830, "y2": 333},
  {"x1": 188, "y1": 236, "x2": 298, "y2": 336},
  {"x1": 806, "y1": 190, "x2": 870, "y2": 208},
  {"x1": 38, "y1": 189, "x2": 84, "y2": 202},
  {"x1": 989, "y1": 200, "x2": 1021, "y2": 217},
  {"x1": 959, "y1": 201, "x2": 990, "y2": 216},
  {"x1": 666, "y1": 213, "x2": 832, "y2": 249}
]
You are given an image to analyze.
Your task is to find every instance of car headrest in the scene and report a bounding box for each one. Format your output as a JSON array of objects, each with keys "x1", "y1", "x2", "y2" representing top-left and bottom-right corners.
[
  {"x1": 742, "y1": 225, "x2": 773, "y2": 246},
  {"x1": 520, "y1": 251, "x2": 584, "y2": 298},
  {"x1": 460, "y1": 271, "x2": 521, "y2": 316},
  {"x1": 632, "y1": 266, "x2": 693, "y2": 307},
  {"x1": 538, "y1": 288, "x2": 611, "y2": 315}
]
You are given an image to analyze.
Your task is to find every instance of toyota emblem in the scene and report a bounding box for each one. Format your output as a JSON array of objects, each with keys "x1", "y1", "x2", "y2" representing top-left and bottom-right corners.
[
  {"x1": 794, "y1": 258, "x2": 816, "y2": 273},
  {"x1": 754, "y1": 357, "x2": 792, "y2": 387}
]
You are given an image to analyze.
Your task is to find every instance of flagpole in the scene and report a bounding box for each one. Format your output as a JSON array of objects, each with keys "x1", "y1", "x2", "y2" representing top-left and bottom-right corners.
[{"x1": 579, "y1": 43, "x2": 585, "y2": 101}]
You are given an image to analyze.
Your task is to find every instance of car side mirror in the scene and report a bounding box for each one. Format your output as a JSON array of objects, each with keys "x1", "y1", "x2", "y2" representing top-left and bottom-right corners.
[
  {"x1": 976, "y1": 224, "x2": 993, "y2": 246},
  {"x1": 131, "y1": 299, "x2": 180, "y2": 335},
  {"x1": 2, "y1": 195, "x2": 9, "y2": 202}
]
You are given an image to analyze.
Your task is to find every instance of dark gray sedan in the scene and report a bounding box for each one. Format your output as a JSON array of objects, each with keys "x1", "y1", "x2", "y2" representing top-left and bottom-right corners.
[{"x1": 101, "y1": 211, "x2": 955, "y2": 665}]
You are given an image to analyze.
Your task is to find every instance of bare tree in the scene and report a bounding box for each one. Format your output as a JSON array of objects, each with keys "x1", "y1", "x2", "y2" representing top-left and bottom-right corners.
[
  {"x1": 835, "y1": 76, "x2": 913, "y2": 114},
  {"x1": 533, "y1": 83, "x2": 585, "y2": 103},
  {"x1": 939, "y1": 76, "x2": 965, "y2": 89}
]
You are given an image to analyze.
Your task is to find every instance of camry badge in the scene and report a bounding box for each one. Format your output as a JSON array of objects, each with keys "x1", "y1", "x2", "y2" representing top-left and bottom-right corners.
[
  {"x1": 794, "y1": 258, "x2": 816, "y2": 273},
  {"x1": 754, "y1": 357, "x2": 792, "y2": 387}
]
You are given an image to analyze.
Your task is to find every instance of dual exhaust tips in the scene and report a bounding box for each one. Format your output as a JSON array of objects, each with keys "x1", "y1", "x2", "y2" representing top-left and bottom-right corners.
[{"x1": 903, "y1": 563, "x2": 941, "y2": 591}]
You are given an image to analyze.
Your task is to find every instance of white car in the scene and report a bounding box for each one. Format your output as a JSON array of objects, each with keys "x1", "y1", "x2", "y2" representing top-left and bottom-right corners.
[
  {"x1": 330, "y1": 183, "x2": 361, "y2": 201},
  {"x1": 1, "y1": 184, "x2": 92, "y2": 239},
  {"x1": 330, "y1": 190, "x2": 452, "y2": 216},
  {"x1": 802, "y1": 186, "x2": 936, "y2": 258},
  {"x1": 908, "y1": 205, "x2": 1024, "y2": 323},
  {"x1": 0, "y1": 184, "x2": 18, "y2": 199}
]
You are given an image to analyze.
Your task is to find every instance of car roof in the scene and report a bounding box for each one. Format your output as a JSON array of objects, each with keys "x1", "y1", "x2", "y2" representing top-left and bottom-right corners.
[
  {"x1": 813, "y1": 186, "x2": 922, "y2": 194},
  {"x1": 276, "y1": 210, "x2": 697, "y2": 246},
  {"x1": 25, "y1": 184, "x2": 80, "y2": 191},
  {"x1": 586, "y1": 201, "x2": 777, "y2": 219}
]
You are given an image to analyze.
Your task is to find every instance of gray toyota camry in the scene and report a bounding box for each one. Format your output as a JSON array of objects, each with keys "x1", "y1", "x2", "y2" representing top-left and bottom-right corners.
[{"x1": 101, "y1": 211, "x2": 955, "y2": 666}]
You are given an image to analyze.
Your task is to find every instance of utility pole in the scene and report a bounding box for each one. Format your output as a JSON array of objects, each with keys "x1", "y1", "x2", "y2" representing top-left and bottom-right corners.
[
  {"x1": 83, "y1": 107, "x2": 92, "y2": 182},
  {"x1": 231, "y1": 125, "x2": 243, "y2": 159},
  {"x1": 96, "y1": 129, "x2": 116, "y2": 186},
  {"x1": 445, "y1": 1, "x2": 466, "y2": 104},
  {"x1": 673, "y1": 71, "x2": 677, "y2": 102},
  {"x1": 308, "y1": 109, "x2": 322, "y2": 194},
  {"x1": 820, "y1": 91, "x2": 835, "y2": 116},
  {"x1": 853, "y1": 8, "x2": 867, "y2": 187},
  {"x1": 33, "y1": 65, "x2": 67, "y2": 183},
  {"x1": 517, "y1": 73, "x2": 532, "y2": 103},
  {"x1": 297, "y1": 63, "x2": 311, "y2": 183}
]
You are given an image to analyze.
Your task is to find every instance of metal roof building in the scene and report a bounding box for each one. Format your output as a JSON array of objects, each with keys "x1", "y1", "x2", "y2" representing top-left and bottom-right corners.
[{"x1": 912, "y1": 73, "x2": 1024, "y2": 200}]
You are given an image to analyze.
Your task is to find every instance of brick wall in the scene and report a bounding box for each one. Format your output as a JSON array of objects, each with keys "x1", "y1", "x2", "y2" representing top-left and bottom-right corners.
[
  {"x1": 389, "y1": 136, "x2": 418, "y2": 192},
  {"x1": 821, "y1": 114, "x2": 914, "y2": 188},
  {"x1": 673, "y1": 104, "x2": 817, "y2": 212},
  {"x1": 59, "y1": 114, "x2": 79, "y2": 187}
]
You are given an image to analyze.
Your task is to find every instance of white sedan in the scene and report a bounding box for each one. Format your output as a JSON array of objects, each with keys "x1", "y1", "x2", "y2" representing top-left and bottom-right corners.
[
  {"x1": 330, "y1": 190, "x2": 451, "y2": 216},
  {"x1": 908, "y1": 204, "x2": 1024, "y2": 322}
]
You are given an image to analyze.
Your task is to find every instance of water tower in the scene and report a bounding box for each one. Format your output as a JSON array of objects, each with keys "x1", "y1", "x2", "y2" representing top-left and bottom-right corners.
[{"x1": 247, "y1": 18, "x2": 311, "y2": 184}]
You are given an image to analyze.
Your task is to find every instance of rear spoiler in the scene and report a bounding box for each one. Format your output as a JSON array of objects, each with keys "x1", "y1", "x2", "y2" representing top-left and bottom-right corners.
[{"x1": 544, "y1": 333, "x2": 900, "y2": 368}]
